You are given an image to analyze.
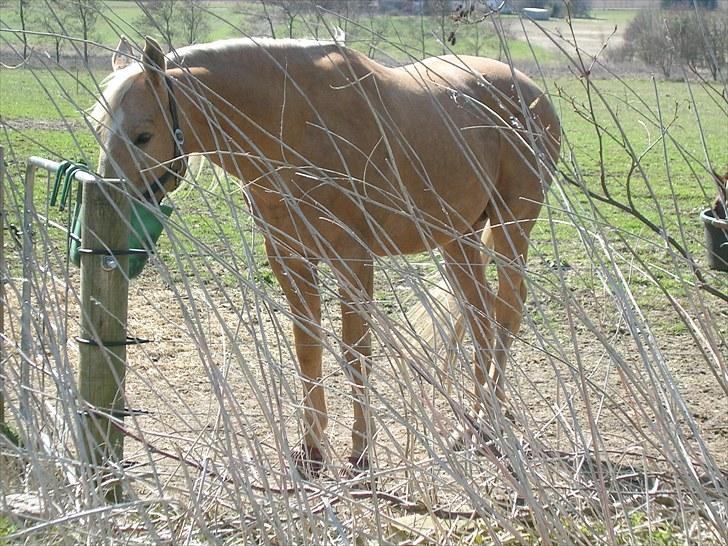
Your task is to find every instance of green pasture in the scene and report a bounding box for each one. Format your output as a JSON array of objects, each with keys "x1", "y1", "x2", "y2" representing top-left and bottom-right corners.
[
  {"x1": 0, "y1": 68, "x2": 103, "y2": 121},
  {"x1": 1, "y1": 61, "x2": 726, "y2": 306},
  {"x1": 543, "y1": 77, "x2": 727, "y2": 299},
  {"x1": 0, "y1": 1, "x2": 568, "y2": 65}
]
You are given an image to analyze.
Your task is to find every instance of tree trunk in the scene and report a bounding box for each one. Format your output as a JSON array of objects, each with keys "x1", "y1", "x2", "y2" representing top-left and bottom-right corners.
[{"x1": 19, "y1": 0, "x2": 28, "y2": 59}]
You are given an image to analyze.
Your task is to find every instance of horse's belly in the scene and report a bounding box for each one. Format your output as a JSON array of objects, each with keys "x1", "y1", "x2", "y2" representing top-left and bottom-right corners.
[
  {"x1": 378, "y1": 210, "x2": 486, "y2": 255},
  {"x1": 362, "y1": 154, "x2": 494, "y2": 255},
  {"x1": 243, "y1": 133, "x2": 494, "y2": 258}
]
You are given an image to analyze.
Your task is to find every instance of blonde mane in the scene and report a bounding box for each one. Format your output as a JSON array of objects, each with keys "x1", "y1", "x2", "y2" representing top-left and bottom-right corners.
[{"x1": 90, "y1": 35, "x2": 345, "y2": 129}]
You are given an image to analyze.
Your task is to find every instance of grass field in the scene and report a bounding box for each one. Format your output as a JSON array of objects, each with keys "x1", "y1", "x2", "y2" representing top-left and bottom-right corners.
[{"x1": 3, "y1": 65, "x2": 725, "y2": 300}]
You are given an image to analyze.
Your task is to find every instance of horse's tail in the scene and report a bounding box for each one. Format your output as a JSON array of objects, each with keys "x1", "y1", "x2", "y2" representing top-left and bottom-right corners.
[
  {"x1": 186, "y1": 153, "x2": 206, "y2": 179},
  {"x1": 401, "y1": 225, "x2": 495, "y2": 381}
]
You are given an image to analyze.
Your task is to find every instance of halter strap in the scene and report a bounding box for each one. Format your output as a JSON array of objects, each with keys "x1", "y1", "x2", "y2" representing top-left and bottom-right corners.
[{"x1": 141, "y1": 74, "x2": 185, "y2": 202}]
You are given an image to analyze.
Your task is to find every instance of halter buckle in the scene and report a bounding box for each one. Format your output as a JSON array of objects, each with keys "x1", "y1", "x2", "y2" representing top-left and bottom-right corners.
[{"x1": 174, "y1": 128, "x2": 185, "y2": 146}]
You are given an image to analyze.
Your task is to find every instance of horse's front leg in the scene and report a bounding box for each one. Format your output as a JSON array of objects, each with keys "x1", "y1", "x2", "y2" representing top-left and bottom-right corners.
[
  {"x1": 335, "y1": 256, "x2": 375, "y2": 473},
  {"x1": 265, "y1": 239, "x2": 326, "y2": 475}
]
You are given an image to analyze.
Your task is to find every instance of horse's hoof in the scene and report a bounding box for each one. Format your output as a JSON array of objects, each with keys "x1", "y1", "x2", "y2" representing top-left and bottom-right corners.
[
  {"x1": 446, "y1": 420, "x2": 499, "y2": 455},
  {"x1": 339, "y1": 454, "x2": 373, "y2": 486},
  {"x1": 292, "y1": 445, "x2": 324, "y2": 479},
  {"x1": 447, "y1": 427, "x2": 494, "y2": 452},
  {"x1": 502, "y1": 408, "x2": 516, "y2": 424}
]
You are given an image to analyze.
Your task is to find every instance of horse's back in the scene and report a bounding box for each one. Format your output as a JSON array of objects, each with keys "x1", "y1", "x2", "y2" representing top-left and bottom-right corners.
[{"x1": 400, "y1": 54, "x2": 559, "y2": 152}]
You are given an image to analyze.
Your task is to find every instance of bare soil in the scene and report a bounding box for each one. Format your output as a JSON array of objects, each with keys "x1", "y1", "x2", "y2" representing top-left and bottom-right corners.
[
  {"x1": 2, "y1": 234, "x2": 726, "y2": 542},
  {"x1": 512, "y1": 15, "x2": 626, "y2": 58},
  {"x1": 117, "y1": 255, "x2": 728, "y2": 479}
]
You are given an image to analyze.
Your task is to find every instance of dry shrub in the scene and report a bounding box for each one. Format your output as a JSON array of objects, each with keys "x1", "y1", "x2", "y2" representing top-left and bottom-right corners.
[{"x1": 614, "y1": 8, "x2": 728, "y2": 79}]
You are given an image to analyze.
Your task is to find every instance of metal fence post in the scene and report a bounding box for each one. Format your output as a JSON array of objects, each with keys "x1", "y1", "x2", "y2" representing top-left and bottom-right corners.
[{"x1": 0, "y1": 146, "x2": 4, "y2": 425}]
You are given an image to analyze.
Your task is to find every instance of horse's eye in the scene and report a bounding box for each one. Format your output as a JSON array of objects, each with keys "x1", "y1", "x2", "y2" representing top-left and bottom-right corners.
[{"x1": 134, "y1": 132, "x2": 152, "y2": 146}]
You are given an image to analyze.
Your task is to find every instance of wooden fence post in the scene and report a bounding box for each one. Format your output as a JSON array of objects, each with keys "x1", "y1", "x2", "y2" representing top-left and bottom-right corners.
[{"x1": 77, "y1": 176, "x2": 130, "y2": 502}]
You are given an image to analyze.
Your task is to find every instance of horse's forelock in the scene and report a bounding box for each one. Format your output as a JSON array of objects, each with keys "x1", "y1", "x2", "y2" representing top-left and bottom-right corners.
[{"x1": 89, "y1": 62, "x2": 144, "y2": 129}]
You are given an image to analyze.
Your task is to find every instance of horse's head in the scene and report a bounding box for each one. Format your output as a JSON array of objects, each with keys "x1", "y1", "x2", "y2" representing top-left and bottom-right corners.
[{"x1": 92, "y1": 36, "x2": 186, "y2": 203}]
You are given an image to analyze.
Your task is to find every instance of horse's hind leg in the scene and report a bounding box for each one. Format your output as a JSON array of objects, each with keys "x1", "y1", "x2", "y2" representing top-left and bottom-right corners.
[
  {"x1": 265, "y1": 239, "x2": 326, "y2": 473},
  {"x1": 486, "y1": 198, "x2": 541, "y2": 403},
  {"x1": 333, "y1": 254, "x2": 375, "y2": 472}
]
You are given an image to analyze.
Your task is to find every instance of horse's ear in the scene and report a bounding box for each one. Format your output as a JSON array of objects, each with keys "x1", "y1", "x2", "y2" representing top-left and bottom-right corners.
[
  {"x1": 111, "y1": 36, "x2": 136, "y2": 72},
  {"x1": 142, "y1": 36, "x2": 166, "y2": 85}
]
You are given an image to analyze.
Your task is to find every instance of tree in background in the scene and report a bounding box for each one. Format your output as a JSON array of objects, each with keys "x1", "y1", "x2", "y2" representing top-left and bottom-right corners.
[
  {"x1": 259, "y1": 0, "x2": 277, "y2": 38},
  {"x1": 65, "y1": 0, "x2": 99, "y2": 64},
  {"x1": 563, "y1": 0, "x2": 591, "y2": 18},
  {"x1": 272, "y1": 1, "x2": 308, "y2": 39},
  {"x1": 421, "y1": 0, "x2": 453, "y2": 54},
  {"x1": 620, "y1": 10, "x2": 674, "y2": 77},
  {"x1": 17, "y1": 0, "x2": 30, "y2": 59},
  {"x1": 618, "y1": 8, "x2": 727, "y2": 79},
  {"x1": 363, "y1": 1, "x2": 389, "y2": 58},
  {"x1": 702, "y1": 8, "x2": 728, "y2": 79},
  {"x1": 136, "y1": 0, "x2": 208, "y2": 48},
  {"x1": 35, "y1": 0, "x2": 73, "y2": 63},
  {"x1": 316, "y1": 0, "x2": 365, "y2": 38},
  {"x1": 181, "y1": 0, "x2": 210, "y2": 45},
  {"x1": 136, "y1": 0, "x2": 181, "y2": 49}
]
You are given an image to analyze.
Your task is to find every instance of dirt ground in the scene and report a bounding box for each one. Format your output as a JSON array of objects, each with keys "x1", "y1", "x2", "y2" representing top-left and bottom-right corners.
[
  {"x1": 116, "y1": 253, "x2": 728, "y2": 481},
  {"x1": 2, "y1": 224, "x2": 727, "y2": 542},
  {"x1": 512, "y1": 15, "x2": 626, "y2": 58}
]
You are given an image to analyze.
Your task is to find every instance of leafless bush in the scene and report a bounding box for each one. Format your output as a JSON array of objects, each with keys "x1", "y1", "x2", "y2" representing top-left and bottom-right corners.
[
  {"x1": 614, "y1": 8, "x2": 728, "y2": 79},
  {"x1": 0, "y1": 6, "x2": 726, "y2": 545},
  {"x1": 136, "y1": 0, "x2": 210, "y2": 49}
]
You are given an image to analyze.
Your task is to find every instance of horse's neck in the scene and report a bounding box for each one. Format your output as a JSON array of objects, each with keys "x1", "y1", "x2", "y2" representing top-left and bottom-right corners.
[
  {"x1": 182, "y1": 47, "x2": 304, "y2": 154},
  {"x1": 184, "y1": 44, "x2": 365, "y2": 168}
]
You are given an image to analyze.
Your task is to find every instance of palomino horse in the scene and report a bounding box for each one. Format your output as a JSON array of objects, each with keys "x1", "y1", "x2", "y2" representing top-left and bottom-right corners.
[{"x1": 92, "y1": 35, "x2": 560, "y2": 475}]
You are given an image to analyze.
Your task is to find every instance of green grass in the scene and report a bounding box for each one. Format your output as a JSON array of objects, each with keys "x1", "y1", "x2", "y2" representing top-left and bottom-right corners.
[
  {"x1": 0, "y1": 422, "x2": 20, "y2": 447},
  {"x1": 546, "y1": 77, "x2": 727, "y2": 266},
  {"x1": 2, "y1": 128, "x2": 97, "y2": 166},
  {"x1": 0, "y1": 2, "x2": 549, "y2": 65},
  {"x1": 526, "y1": 75, "x2": 728, "y2": 308},
  {"x1": 0, "y1": 67, "x2": 103, "y2": 121},
  {"x1": 0, "y1": 515, "x2": 18, "y2": 540},
  {"x1": 1, "y1": 65, "x2": 726, "y2": 304}
]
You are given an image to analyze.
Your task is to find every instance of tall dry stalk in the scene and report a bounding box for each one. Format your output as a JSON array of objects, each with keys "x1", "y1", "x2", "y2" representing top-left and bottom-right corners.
[{"x1": 0, "y1": 4, "x2": 726, "y2": 544}]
